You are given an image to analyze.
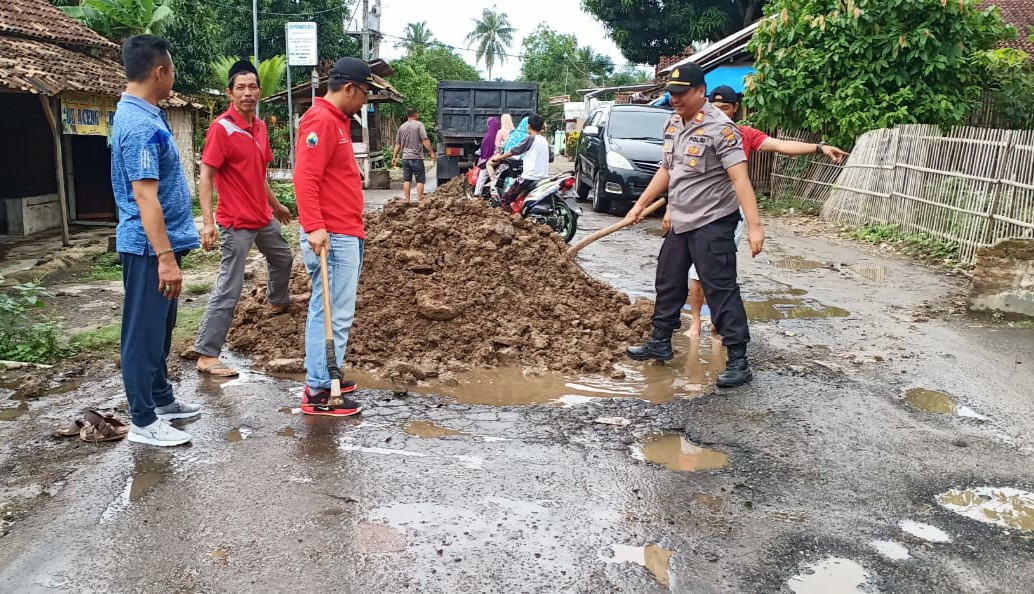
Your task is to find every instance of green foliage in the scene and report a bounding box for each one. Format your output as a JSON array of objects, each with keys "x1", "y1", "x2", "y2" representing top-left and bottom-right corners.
[
  {"x1": 69, "y1": 322, "x2": 121, "y2": 352},
  {"x1": 566, "y1": 132, "x2": 580, "y2": 157},
  {"x1": 0, "y1": 278, "x2": 65, "y2": 364},
  {"x1": 465, "y1": 7, "x2": 515, "y2": 79},
  {"x1": 746, "y1": 0, "x2": 1018, "y2": 148},
  {"x1": 847, "y1": 223, "x2": 959, "y2": 264},
  {"x1": 186, "y1": 282, "x2": 212, "y2": 295},
  {"x1": 89, "y1": 252, "x2": 123, "y2": 281},
  {"x1": 270, "y1": 182, "x2": 297, "y2": 215},
  {"x1": 974, "y1": 47, "x2": 1034, "y2": 128},
  {"x1": 757, "y1": 193, "x2": 821, "y2": 216},
  {"x1": 397, "y1": 22, "x2": 437, "y2": 57},
  {"x1": 181, "y1": 249, "x2": 221, "y2": 270},
  {"x1": 581, "y1": 0, "x2": 757, "y2": 64},
  {"x1": 162, "y1": 0, "x2": 221, "y2": 94},
  {"x1": 210, "y1": 55, "x2": 287, "y2": 97},
  {"x1": 60, "y1": 0, "x2": 175, "y2": 41}
]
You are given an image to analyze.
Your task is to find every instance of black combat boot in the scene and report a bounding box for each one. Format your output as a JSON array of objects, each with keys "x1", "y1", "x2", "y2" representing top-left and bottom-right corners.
[
  {"x1": 626, "y1": 328, "x2": 674, "y2": 362},
  {"x1": 717, "y1": 344, "x2": 752, "y2": 387}
]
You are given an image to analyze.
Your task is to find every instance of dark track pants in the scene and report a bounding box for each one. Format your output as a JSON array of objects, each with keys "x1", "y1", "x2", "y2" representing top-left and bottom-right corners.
[
  {"x1": 120, "y1": 251, "x2": 180, "y2": 427},
  {"x1": 652, "y1": 211, "x2": 750, "y2": 347}
]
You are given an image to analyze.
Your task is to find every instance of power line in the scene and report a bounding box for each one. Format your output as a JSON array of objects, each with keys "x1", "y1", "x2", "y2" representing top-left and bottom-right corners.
[{"x1": 201, "y1": 0, "x2": 349, "y2": 17}]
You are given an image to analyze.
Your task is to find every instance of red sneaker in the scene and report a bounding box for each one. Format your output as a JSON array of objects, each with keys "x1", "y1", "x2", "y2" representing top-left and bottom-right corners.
[{"x1": 301, "y1": 385, "x2": 362, "y2": 417}]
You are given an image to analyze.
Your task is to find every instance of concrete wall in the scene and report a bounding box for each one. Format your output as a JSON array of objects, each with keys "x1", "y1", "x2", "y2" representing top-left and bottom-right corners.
[
  {"x1": 969, "y1": 238, "x2": 1034, "y2": 318},
  {"x1": 167, "y1": 108, "x2": 196, "y2": 196},
  {"x1": 3, "y1": 194, "x2": 62, "y2": 236}
]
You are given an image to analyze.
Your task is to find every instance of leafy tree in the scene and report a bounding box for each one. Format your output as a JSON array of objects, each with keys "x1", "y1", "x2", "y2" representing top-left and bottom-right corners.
[
  {"x1": 162, "y1": 0, "x2": 221, "y2": 94},
  {"x1": 397, "y1": 21, "x2": 436, "y2": 57},
  {"x1": 974, "y1": 47, "x2": 1034, "y2": 129},
  {"x1": 465, "y1": 6, "x2": 515, "y2": 79},
  {"x1": 414, "y1": 46, "x2": 482, "y2": 82},
  {"x1": 384, "y1": 47, "x2": 481, "y2": 142},
  {"x1": 59, "y1": 0, "x2": 175, "y2": 40},
  {"x1": 581, "y1": 0, "x2": 762, "y2": 64},
  {"x1": 607, "y1": 65, "x2": 655, "y2": 87},
  {"x1": 210, "y1": 55, "x2": 288, "y2": 97},
  {"x1": 746, "y1": 0, "x2": 1019, "y2": 147}
]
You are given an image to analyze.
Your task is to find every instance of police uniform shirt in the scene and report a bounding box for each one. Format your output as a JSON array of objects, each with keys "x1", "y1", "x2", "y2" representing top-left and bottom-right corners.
[{"x1": 661, "y1": 101, "x2": 747, "y2": 234}]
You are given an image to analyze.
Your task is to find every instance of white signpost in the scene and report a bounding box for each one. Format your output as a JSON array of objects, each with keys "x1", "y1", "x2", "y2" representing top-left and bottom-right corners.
[{"x1": 285, "y1": 22, "x2": 318, "y2": 168}]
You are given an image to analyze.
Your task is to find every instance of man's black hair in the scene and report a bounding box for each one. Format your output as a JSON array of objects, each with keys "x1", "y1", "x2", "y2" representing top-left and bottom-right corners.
[
  {"x1": 123, "y1": 35, "x2": 171, "y2": 82},
  {"x1": 328, "y1": 79, "x2": 345, "y2": 92},
  {"x1": 528, "y1": 114, "x2": 545, "y2": 132},
  {"x1": 228, "y1": 59, "x2": 259, "y2": 89},
  {"x1": 407, "y1": 107, "x2": 419, "y2": 118}
]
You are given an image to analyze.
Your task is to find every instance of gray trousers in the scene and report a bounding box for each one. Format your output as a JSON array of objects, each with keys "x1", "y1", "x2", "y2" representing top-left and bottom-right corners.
[{"x1": 194, "y1": 220, "x2": 294, "y2": 358}]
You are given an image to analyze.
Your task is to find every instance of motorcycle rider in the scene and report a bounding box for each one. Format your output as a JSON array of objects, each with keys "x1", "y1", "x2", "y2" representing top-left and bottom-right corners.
[{"x1": 492, "y1": 114, "x2": 549, "y2": 213}]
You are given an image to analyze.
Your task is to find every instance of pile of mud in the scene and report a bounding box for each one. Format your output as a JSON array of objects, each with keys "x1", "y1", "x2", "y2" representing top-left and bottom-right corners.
[{"x1": 227, "y1": 190, "x2": 653, "y2": 381}]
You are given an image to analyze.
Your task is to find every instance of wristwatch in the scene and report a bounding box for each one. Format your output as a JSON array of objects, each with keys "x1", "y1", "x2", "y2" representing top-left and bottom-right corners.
[{"x1": 815, "y1": 141, "x2": 826, "y2": 155}]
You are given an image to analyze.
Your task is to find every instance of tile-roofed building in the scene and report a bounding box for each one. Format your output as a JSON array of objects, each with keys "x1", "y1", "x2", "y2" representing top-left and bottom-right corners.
[
  {"x1": 0, "y1": 0, "x2": 117, "y2": 51},
  {"x1": 984, "y1": 0, "x2": 1034, "y2": 57}
]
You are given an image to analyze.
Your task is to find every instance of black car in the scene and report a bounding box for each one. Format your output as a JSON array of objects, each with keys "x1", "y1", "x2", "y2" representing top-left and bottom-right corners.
[{"x1": 574, "y1": 104, "x2": 674, "y2": 213}]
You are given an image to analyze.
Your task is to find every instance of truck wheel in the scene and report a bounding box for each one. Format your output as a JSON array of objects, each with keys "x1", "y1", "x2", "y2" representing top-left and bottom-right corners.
[{"x1": 592, "y1": 173, "x2": 611, "y2": 214}]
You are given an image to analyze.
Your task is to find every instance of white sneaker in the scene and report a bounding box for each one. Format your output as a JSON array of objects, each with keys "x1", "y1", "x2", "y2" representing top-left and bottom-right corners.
[
  {"x1": 128, "y1": 419, "x2": 191, "y2": 446},
  {"x1": 155, "y1": 400, "x2": 202, "y2": 420}
]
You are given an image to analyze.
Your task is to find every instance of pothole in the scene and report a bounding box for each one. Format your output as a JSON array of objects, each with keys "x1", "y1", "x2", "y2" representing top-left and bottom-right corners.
[
  {"x1": 0, "y1": 401, "x2": 29, "y2": 421},
  {"x1": 634, "y1": 432, "x2": 729, "y2": 472},
  {"x1": 898, "y1": 520, "x2": 952, "y2": 543},
  {"x1": 277, "y1": 427, "x2": 297, "y2": 438},
  {"x1": 936, "y1": 487, "x2": 1034, "y2": 532},
  {"x1": 744, "y1": 298, "x2": 850, "y2": 321},
  {"x1": 607, "y1": 543, "x2": 672, "y2": 587},
  {"x1": 904, "y1": 388, "x2": 987, "y2": 420},
  {"x1": 788, "y1": 557, "x2": 870, "y2": 594},
  {"x1": 226, "y1": 426, "x2": 254, "y2": 442},
  {"x1": 870, "y1": 540, "x2": 910, "y2": 561},
  {"x1": 403, "y1": 420, "x2": 466, "y2": 439},
  {"x1": 773, "y1": 257, "x2": 825, "y2": 272},
  {"x1": 857, "y1": 266, "x2": 888, "y2": 283}
]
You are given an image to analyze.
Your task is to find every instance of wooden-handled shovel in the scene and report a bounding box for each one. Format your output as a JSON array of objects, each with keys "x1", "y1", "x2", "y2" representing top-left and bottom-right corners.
[
  {"x1": 567, "y1": 198, "x2": 668, "y2": 258},
  {"x1": 318, "y1": 248, "x2": 343, "y2": 405}
]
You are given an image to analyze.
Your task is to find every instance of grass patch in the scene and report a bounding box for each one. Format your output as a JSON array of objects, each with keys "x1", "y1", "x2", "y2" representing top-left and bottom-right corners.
[
  {"x1": 271, "y1": 182, "x2": 297, "y2": 216},
  {"x1": 846, "y1": 223, "x2": 960, "y2": 265},
  {"x1": 89, "y1": 252, "x2": 123, "y2": 280},
  {"x1": 173, "y1": 307, "x2": 205, "y2": 343},
  {"x1": 66, "y1": 306, "x2": 206, "y2": 355},
  {"x1": 757, "y1": 194, "x2": 821, "y2": 216},
  {"x1": 186, "y1": 282, "x2": 212, "y2": 295},
  {"x1": 181, "y1": 248, "x2": 221, "y2": 270}
]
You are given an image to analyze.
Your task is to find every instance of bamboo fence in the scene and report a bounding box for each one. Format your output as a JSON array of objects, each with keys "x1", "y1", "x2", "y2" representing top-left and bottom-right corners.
[{"x1": 814, "y1": 124, "x2": 1034, "y2": 264}]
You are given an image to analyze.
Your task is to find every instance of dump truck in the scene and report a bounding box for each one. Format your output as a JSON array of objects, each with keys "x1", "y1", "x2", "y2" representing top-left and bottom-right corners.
[{"x1": 435, "y1": 81, "x2": 539, "y2": 187}]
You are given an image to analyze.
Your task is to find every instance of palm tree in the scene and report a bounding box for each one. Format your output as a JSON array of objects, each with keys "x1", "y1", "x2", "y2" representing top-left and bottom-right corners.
[
  {"x1": 210, "y1": 55, "x2": 287, "y2": 98},
  {"x1": 60, "y1": 0, "x2": 175, "y2": 42},
  {"x1": 396, "y1": 21, "x2": 436, "y2": 57},
  {"x1": 464, "y1": 7, "x2": 514, "y2": 80},
  {"x1": 573, "y1": 46, "x2": 614, "y2": 86}
]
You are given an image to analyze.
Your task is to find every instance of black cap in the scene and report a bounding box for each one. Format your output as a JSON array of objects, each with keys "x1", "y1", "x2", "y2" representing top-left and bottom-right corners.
[
  {"x1": 709, "y1": 85, "x2": 739, "y2": 104},
  {"x1": 328, "y1": 57, "x2": 385, "y2": 90},
  {"x1": 665, "y1": 63, "x2": 705, "y2": 94},
  {"x1": 227, "y1": 59, "x2": 258, "y2": 87}
]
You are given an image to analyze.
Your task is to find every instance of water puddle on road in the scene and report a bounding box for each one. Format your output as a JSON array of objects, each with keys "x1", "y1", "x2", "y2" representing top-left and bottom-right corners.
[
  {"x1": 607, "y1": 543, "x2": 673, "y2": 587},
  {"x1": 277, "y1": 427, "x2": 297, "y2": 438},
  {"x1": 0, "y1": 401, "x2": 29, "y2": 421},
  {"x1": 403, "y1": 420, "x2": 466, "y2": 439},
  {"x1": 773, "y1": 257, "x2": 825, "y2": 272},
  {"x1": 745, "y1": 298, "x2": 850, "y2": 322},
  {"x1": 635, "y1": 432, "x2": 729, "y2": 472},
  {"x1": 857, "y1": 266, "x2": 888, "y2": 283},
  {"x1": 343, "y1": 333, "x2": 727, "y2": 407},
  {"x1": 904, "y1": 388, "x2": 988, "y2": 420},
  {"x1": 788, "y1": 557, "x2": 870, "y2": 594},
  {"x1": 870, "y1": 540, "x2": 910, "y2": 561},
  {"x1": 129, "y1": 458, "x2": 170, "y2": 502},
  {"x1": 225, "y1": 426, "x2": 254, "y2": 442},
  {"x1": 936, "y1": 487, "x2": 1034, "y2": 532},
  {"x1": 898, "y1": 520, "x2": 952, "y2": 543}
]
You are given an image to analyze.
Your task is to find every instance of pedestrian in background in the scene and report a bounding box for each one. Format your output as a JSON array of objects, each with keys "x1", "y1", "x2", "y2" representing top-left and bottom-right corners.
[
  {"x1": 390, "y1": 107, "x2": 436, "y2": 201},
  {"x1": 109, "y1": 35, "x2": 201, "y2": 446},
  {"x1": 624, "y1": 64, "x2": 765, "y2": 388},
  {"x1": 294, "y1": 57, "x2": 385, "y2": 416},
  {"x1": 192, "y1": 59, "x2": 295, "y2": 377}
]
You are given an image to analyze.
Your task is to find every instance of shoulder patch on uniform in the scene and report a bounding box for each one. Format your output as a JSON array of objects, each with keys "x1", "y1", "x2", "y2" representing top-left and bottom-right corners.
[
  {"x1": 720, "y1": 126, "x2": 734, "y2": 137},
  {"x1": 306, "y1": 131, "x2": 318, "y2": 148},
  {"x1": 694, "y1": 112, "x2": 705, "y2": 123}
]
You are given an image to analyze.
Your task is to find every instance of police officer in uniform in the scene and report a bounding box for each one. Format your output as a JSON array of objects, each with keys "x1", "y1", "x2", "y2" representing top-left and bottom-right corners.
[{"x1": 625, "y1": 63, "x2": 765, "y2": 388}]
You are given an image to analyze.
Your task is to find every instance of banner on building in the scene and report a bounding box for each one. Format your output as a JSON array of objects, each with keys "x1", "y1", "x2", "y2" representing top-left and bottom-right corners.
[{"x1": 61, "y1": 97, "x2": 117, "y2": 136}]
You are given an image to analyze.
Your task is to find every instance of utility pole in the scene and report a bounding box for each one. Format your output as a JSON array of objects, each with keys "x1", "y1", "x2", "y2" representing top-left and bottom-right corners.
[
  {"x1": 359, "y1": 0, "x2": 371, "y2": 187},
  {"x1": 370, "y1": 0, "x2": 382, "y2": 59},
  {"x1": 361, "y1": 0, "x2": 370, "y2": 60}
]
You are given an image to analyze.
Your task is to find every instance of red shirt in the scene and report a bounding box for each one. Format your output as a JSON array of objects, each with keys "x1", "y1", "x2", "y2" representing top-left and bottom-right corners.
[
  {"x1": 202, "y1": 104, "x2": 273, "y2": 230},
  {"x1": 739, "y1": 125, "x2": 770, "y2": 160},
  {"x1": 294, "y1": 97, "x2": 364, "y2": 238}
]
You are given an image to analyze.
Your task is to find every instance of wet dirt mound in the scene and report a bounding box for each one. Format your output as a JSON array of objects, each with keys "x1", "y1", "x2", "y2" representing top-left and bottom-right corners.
[{"x1": 227, "y1": 188, "x2": 653, "y2": 381}]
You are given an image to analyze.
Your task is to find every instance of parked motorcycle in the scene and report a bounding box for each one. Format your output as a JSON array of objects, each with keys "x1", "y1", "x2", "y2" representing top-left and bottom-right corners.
[{"x1": 516, "y1": 171, "x2": 582, "y2": 244}]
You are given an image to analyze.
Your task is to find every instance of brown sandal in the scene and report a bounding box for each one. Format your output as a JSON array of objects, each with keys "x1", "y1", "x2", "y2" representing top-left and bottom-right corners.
[
  {"x1": 55, "y1": 419, "x2": 85, "y2": 437},
  {"x1": 79, "y1": 410, "x2": 129, "y2": 443}
]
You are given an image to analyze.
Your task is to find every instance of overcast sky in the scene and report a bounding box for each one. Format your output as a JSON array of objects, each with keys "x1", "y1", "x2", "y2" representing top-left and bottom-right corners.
[{"x1": 374, "y1": 0, "x2": 643, "y2": 80}]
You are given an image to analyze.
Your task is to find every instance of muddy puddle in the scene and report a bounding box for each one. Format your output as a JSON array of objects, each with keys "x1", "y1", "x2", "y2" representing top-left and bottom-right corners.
[
  {"x1": 226, "y1": 426, "x2": 254, "y2": 442},
  {"x1": 403, "y1": 421, "x2": 466, "y2": 439},
  {"x1": 936, "y1": 487, "x2": 1034, "y2": 532},
  {"x1": 277, "y1": 427, "x2": 297, "y2": 438},
  {"x1": 857, "y1": 266, "x2": 888, "y2": 283},
  {"x1": 744, "y1": 297, "x2": 850, "y2": 322},
  {"x1": 904, "y1": 388, "x2": 988, "y2": 420},
  {"x1": 635, "y1": 432, "x2": 729, "y2": 472},
  {"x1": 320, "y1": 334, "x2": 728, "y2": 407},
  {"x1": 788, "y1": 557, "x2": 869, "y2": 594},
  {"x1": 0, "y1": 401, "x2": 29, "y2": 421},
  {"x1": 899, "y1": 520, "x2": 952, "y2": 543},
  {"x1": 129, "y1": 457, "x2": 170, "y2": 502},
  {"x1": 870, "y1": 540, "x2": 910, "y2": 561},
  {"x1": 608, "y1": 543, "x2": 672, "y2": 587},
  {"x1": 773, "y1": 257, "x2": 825, "y2": 272}
]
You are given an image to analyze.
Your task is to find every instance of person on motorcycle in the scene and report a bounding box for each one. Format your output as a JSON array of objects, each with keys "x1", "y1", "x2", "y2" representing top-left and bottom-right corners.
[
  {"x1": 492, "y1": 114, "x2": 549, "y2": 214},
  {"x1": 473, "y1": 116, "x2": 501, "y2": 197},
  {"x1": 486, "y1": 114, "x2": 515, "y2": 181}
]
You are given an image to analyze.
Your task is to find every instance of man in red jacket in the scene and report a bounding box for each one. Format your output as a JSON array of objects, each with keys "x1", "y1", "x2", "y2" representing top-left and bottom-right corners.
[{"x1": 293, "y1": 57, "x2": 383, "y2": 416}]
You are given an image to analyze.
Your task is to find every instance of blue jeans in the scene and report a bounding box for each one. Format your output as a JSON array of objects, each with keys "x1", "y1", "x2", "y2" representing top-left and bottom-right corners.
[
  {"x1": 120, "y1": 251, "x2": 180, "y2": 426},
  {"x1": 300, "y1": 232, "x2": 364, "y2": 389}
]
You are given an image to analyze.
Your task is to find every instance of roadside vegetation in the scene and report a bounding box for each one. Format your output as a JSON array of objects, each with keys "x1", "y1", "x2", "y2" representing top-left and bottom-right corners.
[{"x1": 846, "y1": 223, "x2": 960, "y2": 267}]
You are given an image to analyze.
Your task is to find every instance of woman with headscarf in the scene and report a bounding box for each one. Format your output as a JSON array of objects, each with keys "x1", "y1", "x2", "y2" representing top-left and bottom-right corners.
[
  {"x1": 486, "y1": 114, "x2": 515, "y2": 183},
  {"x1": 473, "y1": 116, "x2": 501, "y2": 197},
  {"x1": 503, "y1": 116, "x2": 529, "y2": 153}
]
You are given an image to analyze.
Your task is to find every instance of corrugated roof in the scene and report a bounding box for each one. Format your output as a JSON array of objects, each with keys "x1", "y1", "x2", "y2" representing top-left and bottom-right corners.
[
  {"x1": 0, "y1": 0, "x2": 117, "y2": 51},
  {"x1": 0, "y1": 36, "x2": 124, "y2": 96},
  {"x1": 984, "y1": 0, "x2": 1034, "y2": 56}
]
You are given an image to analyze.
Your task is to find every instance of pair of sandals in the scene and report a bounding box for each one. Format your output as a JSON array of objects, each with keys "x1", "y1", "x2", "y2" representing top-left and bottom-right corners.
[{"x1": 55, "y1": 410, "x2": 129, "y2": 443}]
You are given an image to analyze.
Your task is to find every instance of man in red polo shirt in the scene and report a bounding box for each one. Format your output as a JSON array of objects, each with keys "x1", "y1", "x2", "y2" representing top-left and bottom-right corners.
[
  {"x1": 193, "y1": 59, "x2": 295, "y2": 377},
  {"x1": 294, "y1": 57, "x2": 384, "y2": 416}
]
